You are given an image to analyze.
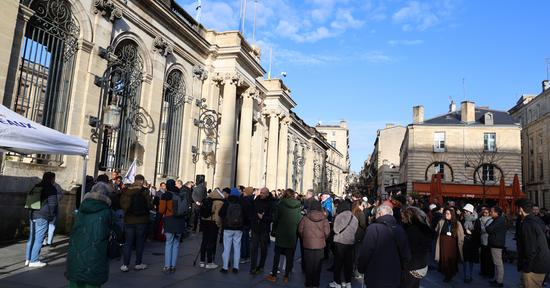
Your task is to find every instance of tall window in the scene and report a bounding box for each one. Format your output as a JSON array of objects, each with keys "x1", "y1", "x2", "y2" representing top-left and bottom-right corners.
[
  {"x1": 539, "y1": 158, "x2": 544, "y2": 181},
  {"x1": 482, "y1": 164, "x2": 495, "y2": 181},
  {"x1": 433, "y1": 132, "x2": 445, "y2": 152},
  {"x1": 156, "y1": 69, "x2": 185, "y2": 178},
  {"x1": 435, "y1": 162, "x2": 445, "y2": 178},
  {"x1": 98, "y1": 40, "x2": 143, "y2": 171},
  {"x1": 14, "y1": 0, "x2": 79, "y2": 133},
  {"x1": 484, "y1": 133, "x2": 496, "y2": 151}
]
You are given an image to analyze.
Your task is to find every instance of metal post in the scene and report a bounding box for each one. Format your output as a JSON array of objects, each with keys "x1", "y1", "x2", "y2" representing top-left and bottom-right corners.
[{"x1": 81, "y1": 155, "x2": 88, "y2": 203}]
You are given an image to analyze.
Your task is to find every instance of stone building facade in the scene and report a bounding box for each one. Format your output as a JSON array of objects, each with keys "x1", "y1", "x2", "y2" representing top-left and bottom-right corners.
[
  {"x1": 509, "y1": 81, "x2": 550, "y2": 207},
  {"x1": 363, "y1": 124, "x2": 406, "y2": 198},
  {"x1": 0, "y1": 0, "x2": 347, "y2": 240},
  {"x1": 315, "y1": 121, "x2": 350, "y2": 194},
  {"x1": 399, "y1": 101, "x2": 522, "y2": 197}
]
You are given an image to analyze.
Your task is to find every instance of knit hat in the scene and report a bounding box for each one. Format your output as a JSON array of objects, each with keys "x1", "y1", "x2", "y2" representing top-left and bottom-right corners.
[
  {"x1": 230, "y1": 187, "x2": 240, "y2": 197},
  {"x1": 429, "y1": 204, "x2": 437, "y2": 211},
  {"x1": 463, "y1": 203, "x2": 475, "y2": 213}
]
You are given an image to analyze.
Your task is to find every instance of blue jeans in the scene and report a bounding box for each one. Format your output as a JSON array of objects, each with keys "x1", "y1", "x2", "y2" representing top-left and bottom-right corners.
[
  {"x1": 164, "y1": 233, "x2": 181, "y2": 268},
  {"x1": 26, "y1": 218, "x2": 48, "y2": 262},
  {"x1": 45, "y1": 215, "x2": 57, "y2": 245},
  {"x1": 222, "y1": 230, "x2": 242, "y2": 270},
  {"x1": 123, "y1": 224, "x2": 147, "y2": 266},
  {"x1": 240, "y1": 227, "x2": 250, "y2": 259},
  {"x1": 463, "y1": 261, "x2": 474, "y2": 279}
]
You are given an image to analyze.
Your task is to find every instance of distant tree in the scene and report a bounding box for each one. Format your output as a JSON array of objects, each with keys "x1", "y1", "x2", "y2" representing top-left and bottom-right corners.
[{"x1": 463, "y1": 146, "x2": 505, "y2": 204}]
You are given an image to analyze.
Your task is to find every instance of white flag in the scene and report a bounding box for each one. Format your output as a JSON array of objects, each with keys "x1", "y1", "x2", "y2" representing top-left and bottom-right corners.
[{"x1": 123, "y1": 159, "x2": 137, "y2": 184}]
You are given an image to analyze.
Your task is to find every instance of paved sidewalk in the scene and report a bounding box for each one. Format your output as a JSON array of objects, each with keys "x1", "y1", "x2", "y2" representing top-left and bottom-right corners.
[{"x1": 0, "y1": 232, "x2": 527, "y2": 288}]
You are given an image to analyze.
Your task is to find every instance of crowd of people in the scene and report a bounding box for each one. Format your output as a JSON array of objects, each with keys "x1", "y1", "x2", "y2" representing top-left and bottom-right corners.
[{"x1": 23, "y1": 171, "x2": 550, "y2": 288}]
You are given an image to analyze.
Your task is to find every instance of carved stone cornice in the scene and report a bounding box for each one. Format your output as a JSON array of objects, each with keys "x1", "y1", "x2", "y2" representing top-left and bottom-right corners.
[
  {"x1": 93, "y1": 0, "x2": 123, "y2": 22},
  {"x1": 192, "y1": 65, "x2": 208, "y2": 81},
  {"x1": 224, "y1": 72, "x2": 243, "y2": 86},
  {"x1": 152, "y1": 36, "x2": 173, "y2": 56},
  {"x1": 212, "y1": 73, "x2": 224, "y2": 87},
  {"x1": 281, "y1": 116, "x2": 293, "y2": 126}
]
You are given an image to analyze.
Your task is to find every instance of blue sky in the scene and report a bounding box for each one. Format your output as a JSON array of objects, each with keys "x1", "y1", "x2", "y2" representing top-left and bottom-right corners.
[{"x1": 177, "y1": 0, "x2": 550, "y2": 172}]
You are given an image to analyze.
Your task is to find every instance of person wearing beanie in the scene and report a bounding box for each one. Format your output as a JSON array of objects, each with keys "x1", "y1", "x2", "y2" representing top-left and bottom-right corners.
[
  {"x1": 218, "y1": 187, "x2": 244, "y2": 273},
  {"x1": 66, "y1": 188, "x2": 119, "y2": 287},
  {"x1": 516, "y1": 198, "x2": 550, "y2": 288},
  {"x1": 329, "y1": 200, "x2": 358, "y2": 288},
  {"x1": 158, "y1": 179, "x2": 187, "y2": 274},
  {"x1": 461, "y1": 203, "x2": 479, "y2": 283},
  {"x1": 299, "y1": 200, "x2": 330, "y2": 288}
]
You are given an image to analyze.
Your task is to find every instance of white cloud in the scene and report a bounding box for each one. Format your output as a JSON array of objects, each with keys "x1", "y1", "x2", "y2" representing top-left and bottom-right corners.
[
  {"x1": 361, "y1": 51, "x2": 395, "y2": 64},
  {"x1": 392, "y1": 0, "x2": 456, "y2": 31},
  {"x1": 182, "y1": 1, "x2": 238, "y2": 31},
  {"x1": 388, "y1": 39, "x2": 424, "y2": 46},
  {"x1": 331, "y1": 9, "x2": 365, "y2": 30}
]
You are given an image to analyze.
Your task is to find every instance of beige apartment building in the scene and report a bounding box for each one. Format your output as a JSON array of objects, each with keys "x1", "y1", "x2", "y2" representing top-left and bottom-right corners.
[
  {"x1": 363, "y1": 124, "x2": 406, "y2": 198},
  {"x1": 509, "y1": 80, "x2": 550, "y2": 207},
  {"x1": 315, "y1": 120, "x2": 350, "y2": 195},
  {"x1": 0, "y1": 0, "x2": 346, "y2": 240},
  {"x1": 398, "y1": 101, "x2": 522, "y2": 199}
]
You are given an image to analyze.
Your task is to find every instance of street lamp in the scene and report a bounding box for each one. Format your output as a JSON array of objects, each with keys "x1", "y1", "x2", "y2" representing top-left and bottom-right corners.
[{"x1": 103, "y1": 104, "x2": 121, "y2": 128}]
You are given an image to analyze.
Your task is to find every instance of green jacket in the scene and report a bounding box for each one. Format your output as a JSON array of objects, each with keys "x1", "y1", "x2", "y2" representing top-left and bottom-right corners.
[
  {"x1": 120, "y1": 184, "x2": 152, "y2": 224},
  {"x1": 273, "y1": 198, "x2": 303, "y2": 248},
  {"x1": 65, "y1": 192, "x2": 116, "y2": 286}
]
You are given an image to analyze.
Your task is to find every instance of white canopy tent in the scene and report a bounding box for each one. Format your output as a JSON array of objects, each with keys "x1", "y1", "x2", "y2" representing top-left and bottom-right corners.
[{"x1": 0, "y1": 104, "x2": 89, "y2": 198}]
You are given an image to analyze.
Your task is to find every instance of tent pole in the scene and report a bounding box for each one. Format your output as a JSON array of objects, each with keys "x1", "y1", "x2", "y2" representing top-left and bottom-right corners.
[{"x1": 81, "y1": 155, "x2": 88, "y2": 203}]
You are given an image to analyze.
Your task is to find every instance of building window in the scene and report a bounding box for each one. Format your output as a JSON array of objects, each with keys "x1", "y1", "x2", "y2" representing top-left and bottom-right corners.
[
  {"x1": 156, "y1": 69, "x2": 186, "y2": 179},
  {"x1": 539, "y1": 158, "x2": 544, "y2": 181},
  {"x1": 331, "y1": 141, "x2": 336, "y2": 147},
  {"x1": 436, "y1": 162, "x2": 445, "y2": 175},
  {"x1": 484, "y1": 133, "x2": 496, "y2": 152},
  {"x1": 433, "y1": 132, "x2": 445, "y2": 152},
  {"x1": 530, "y1": 161, "x2": 535, "y2": 182},
  {"x1": 482, "y1": 164, "x2": 495, "y2": 181}
]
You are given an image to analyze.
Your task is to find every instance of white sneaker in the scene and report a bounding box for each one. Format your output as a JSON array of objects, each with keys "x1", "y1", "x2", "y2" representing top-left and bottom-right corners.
[
  {"x1": 328, "y1": 282, "x2": 341, "y2": 288},
  {"x1": 28, "y1": 261, "x2": 47, "y2": 268},
  {"x1": 24, "y1": 260, "x2": 29, "y2": 266},
  {"x1": 120, "y1": 265, "x2": 129, "y2": 272},
  {"x1": 199, "y1": 262, "x2": 205, "y2": 268},
  {"x1": 205, "y1": 263, "x2": 218, "y2": 269},
  {"x1": 134, "y1": 264, "x2": 148, "y2": 270},
  {"x1": 343, "y1": 283, "x2": 352, "y2": 288}
]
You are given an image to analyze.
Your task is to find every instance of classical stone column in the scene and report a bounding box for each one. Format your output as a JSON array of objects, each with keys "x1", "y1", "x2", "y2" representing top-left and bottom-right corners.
[
  {"x1": 265, "y1": 112, "x2": 280, "y2": 189},
  {"x1": 277, "y1": 117, "x2": 291, "y2": 189},
  {"x1": 214, "y1": 73, "x2": 241, "y2": 188},
  {"x1": 287, "y1": 136, "x2": 295, "y2": 190},
  {"x1": 236, "y1": 88, "x2": 255, "y2": 186}
]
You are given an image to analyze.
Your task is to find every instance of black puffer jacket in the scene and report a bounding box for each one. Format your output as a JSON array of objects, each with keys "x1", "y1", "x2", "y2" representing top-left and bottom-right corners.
[
  {"x1": 251, "y1": 196, "x2": 274, "y2": 234},
  {"x1": 518, "y1": 214, "x2": 550, "y2": 273},
  {"x1": 486, "y1": 216, "x2": 506, "y2": 249},
  {"x1": 404, "y1": 222, "x2": 434, "y2": 270}
]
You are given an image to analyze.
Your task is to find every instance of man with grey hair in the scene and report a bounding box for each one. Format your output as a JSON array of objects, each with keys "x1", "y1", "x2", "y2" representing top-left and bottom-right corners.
[{"x1": 358, "y1": 204, "x2": 411, "y2": 288}]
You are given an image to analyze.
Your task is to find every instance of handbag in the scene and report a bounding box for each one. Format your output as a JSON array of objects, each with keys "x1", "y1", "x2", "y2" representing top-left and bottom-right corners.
[
  {"x1": 107, "y1": 231, "x2": 122, "y2": 259},
  {"x1": 409, "y1": 266, "x2": 428, "y2": 279}
]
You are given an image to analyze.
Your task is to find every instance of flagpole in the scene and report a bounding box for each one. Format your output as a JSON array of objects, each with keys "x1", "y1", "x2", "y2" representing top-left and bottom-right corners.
[
  {"x1": 252, "y1": 0, "x2": 257, "y2": 43},
  {"x1": 268, "y1": 47, "x2": 272, "y2": 80},
  {"x1": 241, "y1": 0, "x2": 247, "y2": 35}
]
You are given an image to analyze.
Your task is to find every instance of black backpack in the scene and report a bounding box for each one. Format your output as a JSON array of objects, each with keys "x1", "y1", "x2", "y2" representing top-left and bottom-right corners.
[
  {"x1": 130, "y1": 189, "x2": 149, "y2": 216},
  {"x1": 225, "y1": 202, "x2": 243, "y2": 228},
  {"x1": 171, "y1": 191, "x2": 188, "y2": 217},
  {"x1": 200, "y1": 198, "x2": 214, "y2": 219}
]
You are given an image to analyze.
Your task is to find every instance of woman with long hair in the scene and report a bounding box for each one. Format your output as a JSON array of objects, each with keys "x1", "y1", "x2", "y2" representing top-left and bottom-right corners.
[
  {"x1": 435, "y1": 208, "x2": 464, "y2": 282},
  {"x1": 401, "y1": 206, "x2": 434, "y2": 288},
  {"x1": 351, "y1": 200, "x2": 367, "y2": 279},
  {"x1": 477, "y1": 207, "x2": 494, "y2": 278}
]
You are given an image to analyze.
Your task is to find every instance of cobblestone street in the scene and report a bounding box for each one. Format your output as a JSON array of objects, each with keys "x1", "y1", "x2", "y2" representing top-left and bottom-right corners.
[{"x1": 0, "y1": 232, "x2": 526, "y2": 288}]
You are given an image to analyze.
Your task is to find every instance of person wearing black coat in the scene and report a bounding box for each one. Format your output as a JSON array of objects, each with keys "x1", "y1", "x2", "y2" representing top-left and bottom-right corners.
[
  {"x1": 25, "y1": 172, "x2": 58, "y2": 268},
  {"x1": 516, "y1": 198, "x2": 550, "y2": 288},
  {"x1": 249, "y1": 187, "x2": 274, "y2": 274},
  {"x1": 400, "y1": 206, "x2": 434, "y2": 288},
  {"x1": 357, "y1": 204, "x2": 411, "y2": 288},
  {"x1": 486, "y1": 206, "x2": 506, "y2": 287}
]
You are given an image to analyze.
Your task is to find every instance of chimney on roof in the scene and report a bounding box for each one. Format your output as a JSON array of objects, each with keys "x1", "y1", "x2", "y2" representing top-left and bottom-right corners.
[
  {"x1": 461, "y1": 101, "x2": 475, "y2": 123},
  {"x1": 449, "y1": 100, "x2": 456, "y2": 113},
  {"x1": 543, "y1": 80, "x2": 550, "y2": 92},
  {"x1": 413, "y1": 105, "x2": 424, "y2": 124}
]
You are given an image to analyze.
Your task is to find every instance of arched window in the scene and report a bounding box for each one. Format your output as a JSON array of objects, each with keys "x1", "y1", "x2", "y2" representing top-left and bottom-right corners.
[
  {"x1": 156, "y1": 69, "x2": 185, "y2": 178},
  {"x1": 424, "y1": 161, "x2": 454, "y2": 182},
  {"x1": 98, "y1": 40, "x2": 143, "y2": 171},
  {"x1": 15, "y1": 0, "x2": 79, "y2": 131}
]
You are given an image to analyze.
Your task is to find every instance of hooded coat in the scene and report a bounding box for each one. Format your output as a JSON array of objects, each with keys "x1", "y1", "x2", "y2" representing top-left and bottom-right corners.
[
  {"x1": 272, "y1": 198, "x2": 303, "y2": 248},
  {"x1": 120, "y1": 183, "x2": 152, "y2": 225},
  {"x1": 65, "y1": 192, "x2": 117, "y2": 286},
  {"x1": 298, "y1": 210, "x2": 330, "y2": 249}
]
